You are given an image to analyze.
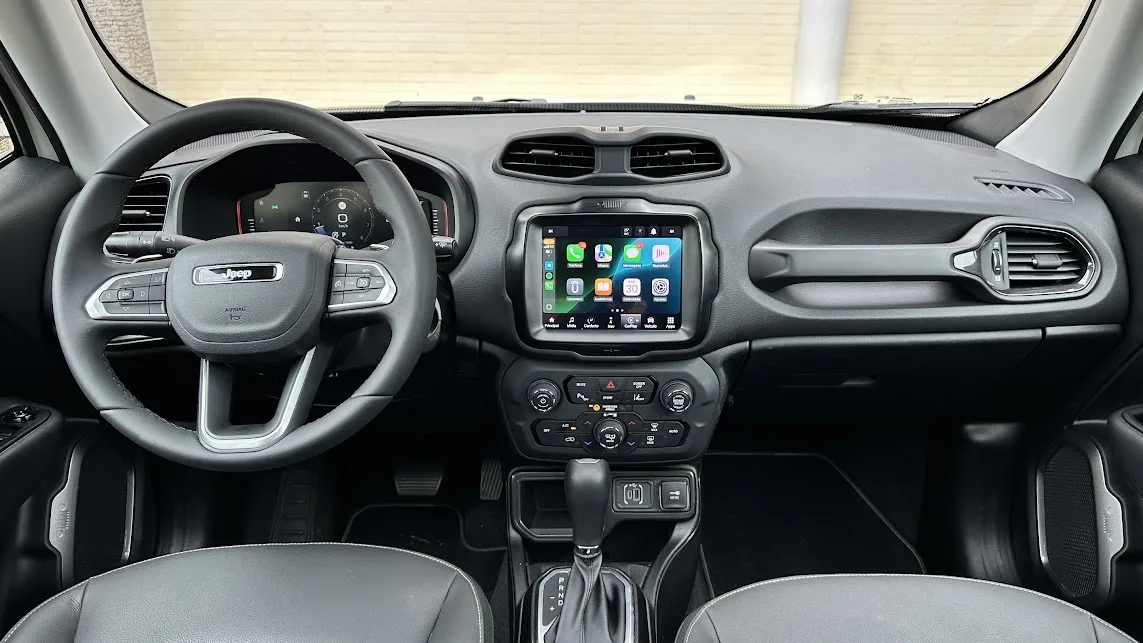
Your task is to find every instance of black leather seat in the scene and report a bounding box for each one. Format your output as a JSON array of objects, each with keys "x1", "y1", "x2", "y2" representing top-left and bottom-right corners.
[
  {"x1": 677, "y1": 574, "x2": 1138, "y2": 643},
  {"x1": 1, "y1": 543, "x2": 491, "y2": 643}
]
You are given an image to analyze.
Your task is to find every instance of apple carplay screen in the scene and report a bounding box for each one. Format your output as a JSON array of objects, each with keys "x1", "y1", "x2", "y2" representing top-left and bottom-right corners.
[{"x1": 541, "y1": 224, "x2": 683, "y2": 331}]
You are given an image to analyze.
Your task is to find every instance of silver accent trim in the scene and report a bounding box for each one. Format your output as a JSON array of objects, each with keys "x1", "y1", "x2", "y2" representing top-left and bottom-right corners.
[
  {"x1": 327, "y1": 259, "x2": 397, "y2": 310},
  {"x1": 84, "y1": 267, "x2": 169, "y2": 321},
  {"x1": 1035, "y1": 433, "x2": 1124, "y2": 607},
  {"x1": 192, "y1": 262, "x2": 283, "y2": 285},
  {"x1": 196, "y1": 346, "x2": 320, "y2": 453},
  {"x1": 972, "y1": 224, "x2": 1100, "y2": 300},
  {"x1": 534, "y1": 567, "x2": 635, "y2": 643}
]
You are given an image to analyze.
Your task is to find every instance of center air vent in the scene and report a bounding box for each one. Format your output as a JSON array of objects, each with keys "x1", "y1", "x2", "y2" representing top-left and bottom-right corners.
[
  {"x1": 1003, "y1": 228, "x2": 1093, "y2": 295},
  {"x1": 118, "y1": 176, "x2": 170, "y2": 232},
  {"x1": 629, "y1": 136, "x2": 725, "y2": 178},
  {"x1": 500, "y1": 137, "x2": 596, "y2": 178}
]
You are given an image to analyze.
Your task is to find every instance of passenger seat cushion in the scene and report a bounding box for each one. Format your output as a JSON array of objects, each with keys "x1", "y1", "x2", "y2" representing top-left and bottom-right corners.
[
  {"x1": 677, "y1": 574, "x2": 1136, "y2": 643},
  {"x1": 2, "y1": 543, "x2": 492, "y2": 643}
]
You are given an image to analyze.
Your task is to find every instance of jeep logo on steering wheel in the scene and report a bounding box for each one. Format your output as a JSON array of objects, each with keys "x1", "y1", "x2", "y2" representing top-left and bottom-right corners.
[{"x1": 193, "y1": 263, "x2": 283, "y2": 285}]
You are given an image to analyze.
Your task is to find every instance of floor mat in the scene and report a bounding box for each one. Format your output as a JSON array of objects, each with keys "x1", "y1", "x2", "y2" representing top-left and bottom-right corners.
[
  {"x1": 701, "y1": 453, "x2": 925, "y2": 595},
  {"x1": 342, "y1": 504, "x2": 505, "y2": 596}
]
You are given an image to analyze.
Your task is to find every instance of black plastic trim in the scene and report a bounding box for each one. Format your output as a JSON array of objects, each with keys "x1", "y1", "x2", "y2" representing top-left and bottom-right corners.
[
  {"x1": 494, "y1": 126, "x2": 729, "y2": 185},
  {"x1": 750, "y1": 217, "x2": 1100, "y2": 303},
  {"x1": 0, "y1": 40, "x2": 64, "y2": 163},
  {"x1": 508, "y1": 468, "x2": 698, "y2": 542}
]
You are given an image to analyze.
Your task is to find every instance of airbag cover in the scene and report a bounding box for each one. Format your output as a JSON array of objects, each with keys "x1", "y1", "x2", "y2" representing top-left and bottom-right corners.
[{"x1": 167, "y1": 232, "x2": 335, "y2": 360}]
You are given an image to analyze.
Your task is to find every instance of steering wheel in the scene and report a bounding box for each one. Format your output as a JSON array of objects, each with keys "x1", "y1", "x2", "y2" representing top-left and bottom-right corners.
[{"x1": 51, "y1": 99, "x2": 437, "y2": 471}]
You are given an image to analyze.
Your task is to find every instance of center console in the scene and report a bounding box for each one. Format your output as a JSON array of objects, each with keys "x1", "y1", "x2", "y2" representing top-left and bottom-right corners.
[
  {"x1": 501, "y1": 199, "x2": 719, "y2": 642},
  {"x1": 502, "y1": 198, "x2": 723, "y2": 463}
]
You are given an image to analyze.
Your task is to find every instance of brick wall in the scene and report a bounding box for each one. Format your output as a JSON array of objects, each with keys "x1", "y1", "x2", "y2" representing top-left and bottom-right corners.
[{"x1": 101, "y1": 0, "x2": 1089, "y2": 107}]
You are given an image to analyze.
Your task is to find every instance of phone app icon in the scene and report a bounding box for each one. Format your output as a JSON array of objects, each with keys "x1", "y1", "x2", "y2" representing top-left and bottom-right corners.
[
  {"x1": 652, "y1": 244, "x2": 670, "y2": 263},
  {"x1": 651, "y1": 278, "x2": 670, "y2": 296},
  {"x1": 544, "y1": 280, "x2": 555, "y2": 291},
  {"x1": 623, "y1": 278, "x2": 641, "y2": 296},
  {"x1": 594, "y1": 278, "x2": 613, "y2": 296},
  {"x1": 566, "y1": 244, "x2": 585, "y2": 262},
  {"x1": 566, "y1": 278, "x2": 584, "y2": 296},
  {"x1": 623, "y1": 244, "x2": 642, "y2": 262},
  {"x1": 594, "y1": 244, "x2": 613, "y2": 263}
]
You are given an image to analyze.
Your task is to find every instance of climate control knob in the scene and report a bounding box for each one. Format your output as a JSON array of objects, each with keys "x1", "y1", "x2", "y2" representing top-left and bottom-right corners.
[
  {"x1": 660, "y1": 381, "x2": 694, "y2": 413},
  {"x1": 593, "y1": 419, "x2": 626, "y2": 449},
  {"x1": 527, "y1": 380, "x2": 561, "y2": 413}
]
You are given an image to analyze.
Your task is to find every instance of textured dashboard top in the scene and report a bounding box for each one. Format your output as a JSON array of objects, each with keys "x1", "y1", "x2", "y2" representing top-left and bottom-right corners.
[{"x1": 158, "y1": 112, "x2": 1128, "y2": 360}]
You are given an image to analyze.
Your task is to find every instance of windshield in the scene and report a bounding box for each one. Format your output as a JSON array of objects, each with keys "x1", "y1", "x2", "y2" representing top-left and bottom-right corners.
[{"x1": 81, "y1": 0, "x2": 1088, "y2": 109}]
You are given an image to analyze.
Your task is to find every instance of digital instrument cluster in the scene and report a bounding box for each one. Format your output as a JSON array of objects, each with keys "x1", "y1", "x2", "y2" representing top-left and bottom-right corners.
[{"x1": 237, "y1": 181, "x2": 449, "y2": 249}]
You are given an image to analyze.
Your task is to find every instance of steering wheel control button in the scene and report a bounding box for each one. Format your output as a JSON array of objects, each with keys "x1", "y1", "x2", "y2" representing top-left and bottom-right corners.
[
  {"x1": 88, "y1": 269, "x2": 171, "y2": 320},
  {"x1": 594, "y1": 419, "x2": 625, "y2": 449},
  {"x1": 660, "y1": 480, "x2": 691, "y2": 511},
  {"x1": 614, "y1": 480, "x2": 654, "y2": 511},
  {"x1": 327, "y1": 260, "x2": 396, "y2": 310},
  {"x1": 344, "y1": 262, "x2": 382, "y2": 276},
  {"x1": 660, "y1": 381, "x2": 694, "y2": 413},
  {"x1": 596, "y1": 377, "x2": 626, "y2": 392},
  {"x1": 528, "y1": 380, "x2": 561, "y2": 413}
]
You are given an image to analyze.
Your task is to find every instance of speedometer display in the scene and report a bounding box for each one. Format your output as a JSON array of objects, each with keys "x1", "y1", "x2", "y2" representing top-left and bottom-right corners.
[{"x1": 311, "y1": 188, "x2": 375, "y2": 245}]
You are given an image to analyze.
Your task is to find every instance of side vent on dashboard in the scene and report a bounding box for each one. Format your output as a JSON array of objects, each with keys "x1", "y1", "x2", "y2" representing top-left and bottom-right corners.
[
  {"x1": 629, "y1": 136, "x2": 725, "y2": 178},
  {"x1": 500, "y1": 137, "x2": 597, "y2": 178},
  {"x1": 977, "y1": 178, "x2": 1071, "y2": 202},
  {"x1": 1004, "y1": 228, "x2": 1091, "y2": 293},
  {"x1": 117, "y1": 176, "x2": 170, "y2": 232}
]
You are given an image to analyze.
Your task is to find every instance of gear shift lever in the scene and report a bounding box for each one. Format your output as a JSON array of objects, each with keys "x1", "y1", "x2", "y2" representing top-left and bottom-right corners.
[
  {"x1": 565, "y1": 458, "x2": 610, "y2": 555},
  {"x1": 548, "y1": 458, "x2": 627, "y2": 643}
]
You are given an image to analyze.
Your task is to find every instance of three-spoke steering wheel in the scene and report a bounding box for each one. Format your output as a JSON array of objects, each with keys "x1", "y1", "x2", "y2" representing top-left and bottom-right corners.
[{"x1": 51, "y1": 99, "x2": 437, "y2": 471}]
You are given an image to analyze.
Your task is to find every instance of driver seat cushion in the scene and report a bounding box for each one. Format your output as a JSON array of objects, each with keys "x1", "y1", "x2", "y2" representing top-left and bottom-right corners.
[
  {"x1": 677, "y1": 573, "x2": 1138, "y2": 643},
  {"x1": 1, "y1": 542, "x2": 492, "y2": 643}
]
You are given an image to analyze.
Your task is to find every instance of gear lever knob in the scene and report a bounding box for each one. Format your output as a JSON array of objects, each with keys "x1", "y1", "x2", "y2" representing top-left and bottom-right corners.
[{"x1": 565, "y1": 458, "x2": 611, "y2": 554}]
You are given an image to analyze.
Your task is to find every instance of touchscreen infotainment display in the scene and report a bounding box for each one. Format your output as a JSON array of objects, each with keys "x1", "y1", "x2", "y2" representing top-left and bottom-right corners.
[{"x1": 540, "y1": 224, "x2": 682, "y2": 331}]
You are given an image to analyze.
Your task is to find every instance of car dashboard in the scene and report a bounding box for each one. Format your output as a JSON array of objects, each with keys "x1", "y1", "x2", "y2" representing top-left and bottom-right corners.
[{"x1": 133, "y1": 111, "x2": 1128, "y2": 462}]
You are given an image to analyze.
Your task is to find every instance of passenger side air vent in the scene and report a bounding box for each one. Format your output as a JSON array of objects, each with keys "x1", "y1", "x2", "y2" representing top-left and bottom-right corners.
[
  {"x1": 1005, "y1": 228, "x2": 1092, "y2": 293},
  {"x1": 500, "y1": 137, "x2": 596, "y2": 178},
  {"x1": 629, "y1": 136, "x2": 725, "y2": 178},
  {"x1": 977, "y1": 178, "x2": 1071, "y2": 202},
  {"x1": 117, "y1": 177, "x2": 170, "y2": 232}
]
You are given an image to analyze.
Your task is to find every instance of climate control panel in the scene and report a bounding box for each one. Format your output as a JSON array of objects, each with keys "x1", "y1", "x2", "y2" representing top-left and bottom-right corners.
[{"x1": 499, "y1": 359, "x2": 721, "y2": 462}]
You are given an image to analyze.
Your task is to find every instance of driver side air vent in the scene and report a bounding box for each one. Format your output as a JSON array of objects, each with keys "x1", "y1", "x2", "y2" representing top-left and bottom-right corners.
[
  {"x1": 629, "y1": 136, "x2": 725, "y2": 178},
  {"x1": 1005, "y1": 228, "x2": 1092, "y2": 293},
  {"x1": 500, "y1": 137, "x2": 597, "y2": 178},
  {"x1": 117, "y1": 176, "x2": 170, "y2": 232}
]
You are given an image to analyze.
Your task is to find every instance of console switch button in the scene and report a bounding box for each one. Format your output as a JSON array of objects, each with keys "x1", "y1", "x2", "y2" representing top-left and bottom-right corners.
[
  {"x1": 596, "y1": 377, "x2": 626, "y2": 392},
  {"x1": 660, "y1": 480, "x2": 690, "y2": 511},
  {"x1": 626, "y1": 377, "x2": 654, "y2": 393}
]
